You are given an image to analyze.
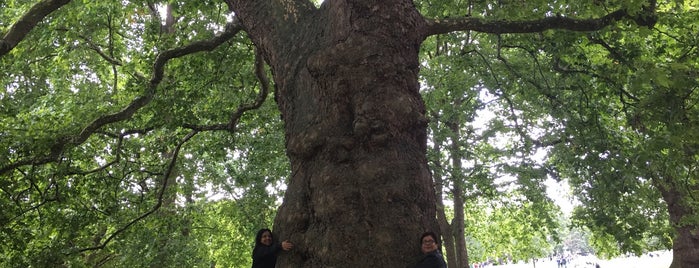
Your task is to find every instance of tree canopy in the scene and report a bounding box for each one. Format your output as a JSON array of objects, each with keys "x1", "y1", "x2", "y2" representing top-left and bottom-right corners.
[{"x1": 2, "y1": 0, "x2": 698, "y2": 267}]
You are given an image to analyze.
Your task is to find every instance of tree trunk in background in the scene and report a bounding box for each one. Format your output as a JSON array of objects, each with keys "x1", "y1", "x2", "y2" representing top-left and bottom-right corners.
[
  {"x1": 434, "y1": 141, "x2": 458, "y2": 267},
  {"x1": 232, "y1": 1, "x2": 437, "y2": 267},
  {"x1": 448, "y1": 120, "x2": 468, "y2": 268},
  {"x1": 427, "y1": 120, "x2": 470, "y2": 268}
]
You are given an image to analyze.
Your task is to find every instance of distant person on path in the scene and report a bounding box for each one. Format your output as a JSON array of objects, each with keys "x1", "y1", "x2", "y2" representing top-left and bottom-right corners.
[
  {"x1": 413, "y1": 231, "x2": 447, "y2": 268},
  {"x1": 251, "y1": 228, "x2": 293, "y2": 268}
]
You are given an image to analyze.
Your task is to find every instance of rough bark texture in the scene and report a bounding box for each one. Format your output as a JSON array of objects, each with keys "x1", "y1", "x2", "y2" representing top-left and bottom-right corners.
[
  {"x1": 659, "y1": 183, "x2": 699, "y2": 268},
  {"x1": 231, "y1": 1, "x2": 436, "y2": 267}
]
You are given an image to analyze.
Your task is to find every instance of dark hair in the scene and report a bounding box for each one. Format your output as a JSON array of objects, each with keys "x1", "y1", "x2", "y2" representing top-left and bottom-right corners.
[
  {"x1": 420, "y1": 231, "x2": 440, "y2": 245},
  {"x1": 254, "y1": 228, "x2": 273, "y2": 248}
]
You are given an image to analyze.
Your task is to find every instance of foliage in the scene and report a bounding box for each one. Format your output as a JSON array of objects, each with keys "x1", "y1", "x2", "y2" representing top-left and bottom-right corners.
[
  {"x1": 542, "y1": 0, "x2": 697, "y2": 256},
  {"x1": 1, "y1": 1, "x2": 288, "y2": 266},
  {"x1": 420, "y1": 28, "x2": 562, "y2": 263},
  {"x1": 462, "y1": 196, "x2": 559, "y2": 263},
  {"x1": 419, "y1": 0, "x2": 697, "y2": 263},
  {"x1": 2, "y1": 0, "x2": 697, "y2": 266}
]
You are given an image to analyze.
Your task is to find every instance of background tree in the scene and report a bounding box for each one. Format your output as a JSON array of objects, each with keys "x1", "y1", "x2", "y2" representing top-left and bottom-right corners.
[
  {"x1": 420, "y1": 28, "x2": 561, "y2": 266},
  {"x1": 463, "y1": 0, "x2": 697, "y2": 266}
]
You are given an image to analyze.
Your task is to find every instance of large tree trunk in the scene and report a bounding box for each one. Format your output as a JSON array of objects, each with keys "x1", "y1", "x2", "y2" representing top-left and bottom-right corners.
[
  {"x1": 230, "y1": 1, "x2": 436, "y2": 267},
  {"x1": 658, "y1": 182, "x2": 699, "y2": 268}
]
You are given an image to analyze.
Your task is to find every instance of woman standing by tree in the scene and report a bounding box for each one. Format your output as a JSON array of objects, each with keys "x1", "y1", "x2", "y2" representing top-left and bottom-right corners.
[{"x1": 252, "y1": 229, "x2": 294, "y2": 268}]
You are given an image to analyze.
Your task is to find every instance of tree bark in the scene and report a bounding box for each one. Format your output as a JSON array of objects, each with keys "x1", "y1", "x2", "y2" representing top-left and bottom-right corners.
[
  {"x1": 230, "y1": 1, "x2": 436, "y2": 267},
  {"x1": 0, "y1": 0, "x2": 72, "y2": 56},
  {"x1": 658, "y1": 182, "x2": 699, "y2": 268}
]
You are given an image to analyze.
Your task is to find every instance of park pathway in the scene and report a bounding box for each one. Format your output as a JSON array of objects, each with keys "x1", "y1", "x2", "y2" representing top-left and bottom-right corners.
[{"x1": 483, "y1": 250, "x2": 671, "y2": 268}]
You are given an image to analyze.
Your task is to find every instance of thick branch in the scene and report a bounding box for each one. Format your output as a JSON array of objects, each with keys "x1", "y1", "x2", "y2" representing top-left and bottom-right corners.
[
  {"x1": 426, "y1": 9, "x2": 632, "y2": 36},
  {"x1": 0, "y1": 21, "x2": 243, "y2": 176},
  {"x1": 149, "y1": 20, "x2": 243, "y2": 86},
  {"x1": 228, "y1": 48, "x2": 271, "y2": 128},
  {"x1": 74, "y1": 20, "x2": 244, "y2": 141},
  {"x1": 0, "y1": 0, "x2": 72, "y2": 57}
]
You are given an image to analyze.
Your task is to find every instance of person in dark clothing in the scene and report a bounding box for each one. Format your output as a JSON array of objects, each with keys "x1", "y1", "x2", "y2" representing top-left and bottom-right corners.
[
  {"x1": 251, "y1": 228, "x2": 293, "y2": 268},
  {"x1": 414, "y1": 231, "x2": 447, "y2": 268}
]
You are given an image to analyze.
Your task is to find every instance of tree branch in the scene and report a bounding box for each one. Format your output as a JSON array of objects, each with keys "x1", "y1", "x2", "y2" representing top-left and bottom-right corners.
[
  {"x1": 183, "y1": 47, "x2": 270, "y2": 132},
  {"x1": 52, "y1": 27, "x2": 124, "y2": 66},
  {"x1": 0, "y1": 21, "x2": 243, "y2": 176},
  {"x1": 425, "y1": 9, "x2": 637, "y2": 36},
  {"x1": 75, "y1": 130, "x2": 198, "y2": 253},
  {"x1": 0, "y1": 0, "x2": 72, "y2": 57}
]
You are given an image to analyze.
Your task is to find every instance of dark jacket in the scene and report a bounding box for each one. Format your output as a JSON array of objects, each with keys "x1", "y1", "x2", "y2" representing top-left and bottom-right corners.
[
  {"x1": 414, "y1": 250, "x2": 447, "y2": 268},
  {"x1": 251, "y1": 244, "x2": 282, "y2": 268}
]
